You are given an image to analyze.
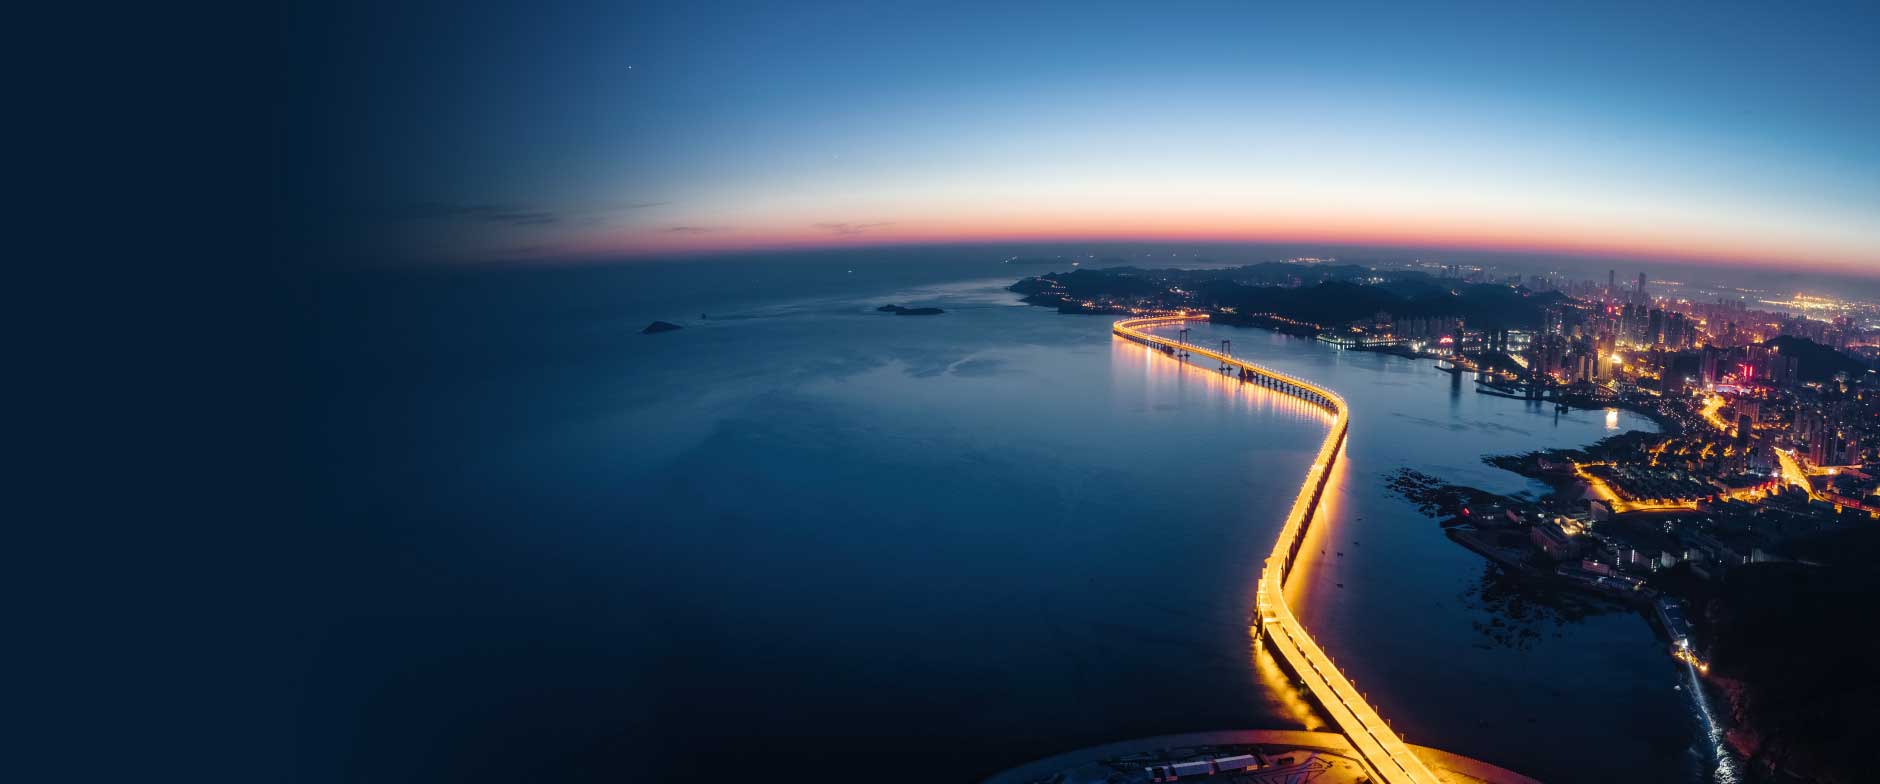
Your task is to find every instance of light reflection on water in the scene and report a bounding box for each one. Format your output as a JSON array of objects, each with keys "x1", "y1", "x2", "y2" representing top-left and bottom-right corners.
[
  {"x1": 1682, "y1": 660, "x2": 1743, "y2": 784},
  {"x1": 1118, "y1": 327, "x2": 1343, "y2": 737},
  {"x1": 1111, "y1": 335, "x2": 1337, "y2": 433}
]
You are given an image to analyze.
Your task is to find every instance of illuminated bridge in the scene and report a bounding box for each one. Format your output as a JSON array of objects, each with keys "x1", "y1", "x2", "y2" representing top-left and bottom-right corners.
[{"x1": 1113, "y1": 314, "x2": 1444, "y2": 784}]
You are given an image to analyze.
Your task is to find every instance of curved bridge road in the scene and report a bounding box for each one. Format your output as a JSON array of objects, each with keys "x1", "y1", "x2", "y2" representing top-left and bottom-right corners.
[{"x1": 1113, "y1": 315, "x2": 1442, "y2": 784}]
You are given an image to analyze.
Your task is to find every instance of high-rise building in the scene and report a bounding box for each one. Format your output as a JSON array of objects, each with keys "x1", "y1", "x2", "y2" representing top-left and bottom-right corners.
[
  {"x1": 1622, "y1": 304, "x2": 1649, "y2": 344},
  {"x1": 1833, "y1": 436, "x2": 1861, "y2": 466},
  {"x1": 1795, "y1": 409, "x2": 1823, "y2": 444},
  {"x1": 1636, "y1": 272, "x2": 1649, "y2": 306},
  {"x1": 1666, "y1": 312, "x2": 1689, "y2": 348},
  {"x1": 1806, "y1": 431, "x2": 1832, "y2": 467},
  {"x1": 1608, "y1": 270, "x2": 1616, "y2": 302},
  {"x1": 1531, "y1": 334, "x2": 1568, "y2": 379}
]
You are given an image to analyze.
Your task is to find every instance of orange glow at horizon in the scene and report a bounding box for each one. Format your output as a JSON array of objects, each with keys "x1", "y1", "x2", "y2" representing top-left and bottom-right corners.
[{"x1": 554, "y1": 211, "x2": 1880, "y2": 276}]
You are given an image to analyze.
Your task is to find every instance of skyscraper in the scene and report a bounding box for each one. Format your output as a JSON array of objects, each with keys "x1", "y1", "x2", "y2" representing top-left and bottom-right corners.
[{"x1": 1637, "y1": 272, "x2": 1648, "y2": 306}]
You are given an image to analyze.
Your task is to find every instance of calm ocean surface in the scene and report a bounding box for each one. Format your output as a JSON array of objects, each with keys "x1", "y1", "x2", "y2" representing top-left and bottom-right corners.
[{"x1": 297, "y1": 252, "x2": 1731, "y2": 782}]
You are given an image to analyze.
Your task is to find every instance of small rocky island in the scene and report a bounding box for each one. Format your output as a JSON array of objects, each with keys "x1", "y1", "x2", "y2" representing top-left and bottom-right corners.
[
  {"x1": 641, "y1": 320, "x2": 684, "y2": 334},
  {"x1": 877, "y1": 304, "x2": 945, "y2": 316}
]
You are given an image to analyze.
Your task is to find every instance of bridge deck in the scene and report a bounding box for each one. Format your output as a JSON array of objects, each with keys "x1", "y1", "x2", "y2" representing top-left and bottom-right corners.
[{"x1": 1113, "y1": 314, "x2": 1442, "y2": 784}]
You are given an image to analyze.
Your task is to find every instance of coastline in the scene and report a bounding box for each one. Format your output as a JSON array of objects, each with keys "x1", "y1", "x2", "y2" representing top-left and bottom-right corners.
[{"x1": 1011, "y1": 287, "x2": 1683, "y2": 437}]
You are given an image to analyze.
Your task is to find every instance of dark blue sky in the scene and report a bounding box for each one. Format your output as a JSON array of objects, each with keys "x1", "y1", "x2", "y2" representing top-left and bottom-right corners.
[{"x1": 304, "y1": 1, "x2": 1880, "y2": 271}]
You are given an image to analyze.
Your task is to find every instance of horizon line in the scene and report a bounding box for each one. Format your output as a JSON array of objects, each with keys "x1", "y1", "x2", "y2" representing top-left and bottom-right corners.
[{"x1": 451, "y1": 232, "x2": 1880, "y2": 281}]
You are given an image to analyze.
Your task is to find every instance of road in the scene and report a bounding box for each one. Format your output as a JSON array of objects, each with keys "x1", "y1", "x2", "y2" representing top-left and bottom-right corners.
[
  {"x1": 1701, "y1": 393, "x2": 1819, "y2": 500},
  {"x1": 1772, "y1": 447, "x2": 1821, "y2": 499},
  {"x1": 1570, "y1": 461, "x2": 1699, "y2": 514},
  {"x1": 1113, "y1": 314, "x2": 1442, "y2": 784},
  {"x1": 1698, "y1": 394, "x2": 1730, "y2": 433}
]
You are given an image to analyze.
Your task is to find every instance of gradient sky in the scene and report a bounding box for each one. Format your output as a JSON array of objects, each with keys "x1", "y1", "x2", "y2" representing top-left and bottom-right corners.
[{"x1": 323, "y1": 0, "x2": 1880, "y2": 272}]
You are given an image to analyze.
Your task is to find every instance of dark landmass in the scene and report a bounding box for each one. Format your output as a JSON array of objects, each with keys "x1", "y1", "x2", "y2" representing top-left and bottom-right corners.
[
  {"x1": 1487, "y1": 429, "x2": 1663, "y2": 470},
  {"x1": 1469, "y1": 349, "x2": 1531, "y2": 378},
  {"x1": 878, "y1": 304, "x2": 945, "y2": 315},
  {"x1": 1386, "y1": 469, "x2": 1512, "y2": 521},
  {"x1": 1349, "y1": 342, "x2": 1421, "y2": 359},
  {"x1": 1008, "y1": 264, "x2": 1564, "y2": 332},
  {"x1": 1210, "y1": 280, "x2": 1565, "y2": 333},
  {"x1": 1765, "y1": 335, "x2": 1871, "y2": 383},
  {"x1": 1395, "y1": 455, "x2": 1880, "y2": 783},
  {"x1": 641, "y1": 320, "x2": 683, "y2": 334},
  {"x1": 1000, "y1": 256, "x2": 1090, "y2": 266},
  {"x1": 1461, "y1": 563, "x2": 1619, "y2": 651},
  {"x1": 1387, "y1": 469, "x2": 1633, "y2": 649},
  {"x1": 1652, "y1": 526, "x2": 1880, "y2": 783},
  {"x1": 1009, "y1": 268, "x2": 1161, "y2": 306}
]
